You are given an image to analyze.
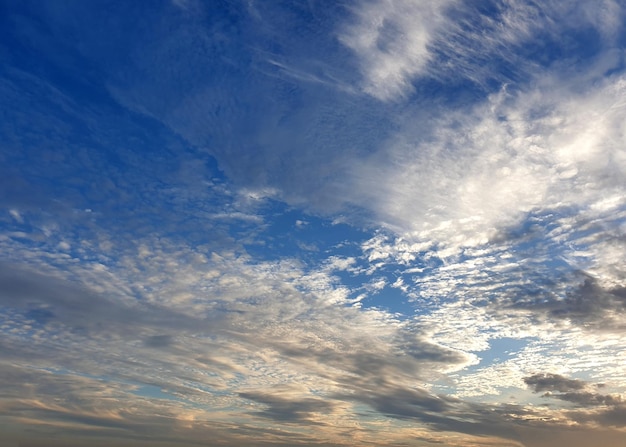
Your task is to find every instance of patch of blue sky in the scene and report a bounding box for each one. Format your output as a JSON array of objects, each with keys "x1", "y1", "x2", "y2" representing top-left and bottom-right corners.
[
  {"x1": 322, "y1": 256, "x2": 427, "y2": 316},
  {"x1": 226, "y1": 372, "x2": 248, "y2": 390},
  {"x1": 133, "y1": 384, "x2": 184, "y2": 402},
  {"x1": 519, "y1": 21, "x2": 604, "y2": 69},
  {"x1": 1, "y1": 27, "x2": 236, "y2": 232},
  {"x1": 177, "y1": 380, "x2": 232, "y2": 397},
  {"x1": 358, "y1": 283, "x2": 416, "y2": 317},
  {"x1": 429, "y1": 337, "x2": 538, "y2": 399},
  {"x1": 243, "y1": 200, "x2": 371, "y2": 263},
  {"x1": 0, "y1": 20, "x2": 119, "y2": 119},
  {"x1": 473, "y1": 337, "x2": 535, "y2": 369},
  {"x1": 22, "y1": 307, "x2": 55, "y2": 325},
  {"x1": 0, "y1": 306, "x2": 58, "y2": 338}
]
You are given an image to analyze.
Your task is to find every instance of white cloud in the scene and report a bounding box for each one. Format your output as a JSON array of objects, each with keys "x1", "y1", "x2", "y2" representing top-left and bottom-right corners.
[
  {"x1": 340, "y1": 0, "x2": 626, "y2": 100},
  {"x1": 571, "y1": 0, "x2": 624, "y2": 43},
  {"x1": 0, "y1": 218, "x2": 483, "y2": 437},
  {"x1": 9, "y1": 209, "x2": 23, "y2": 223},
  {"x1": 339, "y1": 0, "x2": 455, "y2": 101},
  {"x1": 349, "y1": 71, "x2": 626, "y2": 260}
]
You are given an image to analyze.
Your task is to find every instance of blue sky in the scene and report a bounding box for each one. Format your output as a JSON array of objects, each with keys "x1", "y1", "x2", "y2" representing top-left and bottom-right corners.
[{"x1": 1, "y1": 1, "x2": 626, "y2": 446}]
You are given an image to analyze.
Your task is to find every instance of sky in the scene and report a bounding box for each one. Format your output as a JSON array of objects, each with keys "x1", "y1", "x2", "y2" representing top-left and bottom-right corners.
[{"x1": 1, "y1": 0, "x2": 626, "y2": 446}]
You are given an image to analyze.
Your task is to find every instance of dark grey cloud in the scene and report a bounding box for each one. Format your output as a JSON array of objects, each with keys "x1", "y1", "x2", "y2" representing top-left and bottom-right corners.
[
  {"x1": 353, "y1": 345, "x2": 461, "y2": 379},
  {"x1": 0, "y1": 262, "x2": 222, "y2": 338},
  {"x1": 238, "y1": 391, "x2": 334, "y2": 424},
  {"x1": 547, "y1": 276, "x2": 626, "y2": 323},
  {"x1": 594, "y1": 405, "x2": 626, "y2": 427},
  {"x1": 336, "y1": 383, "x2": 452, "y2": 420},
  {"x1": 525, "y1": 372, "x2": 625, "y2": 419},
  {"x1": 569, "y1": 403, "x2": 626, "y2": 429},
  {"x1": 524, "y1": 373, "x2": 586, "y2": 393},
  {"x1": 331, "y1": 381, "x2": 538, "y2": 442},
  {"x1": 507, "y1": 270, "x2": 626, "y2": 331},
  {"x1": 144, "y1": 334, "x2": 175, "y2": 348},
  {"x1": 555, "y1": 392, "x2": 623, "y2": 406},
  {"x1": 272, "y1": 332, "x2": 469, "y2": 384}
]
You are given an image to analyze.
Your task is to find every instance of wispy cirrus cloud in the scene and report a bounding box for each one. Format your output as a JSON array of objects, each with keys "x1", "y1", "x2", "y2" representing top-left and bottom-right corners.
[
  {"x1": 340, "y1": 0, "x2": 626, "y2": 101},
  {"x1": 339, "y1": 0, "x2": 456, "y2": 101},
  {"x1": 351, "y1": 69, "x2": 626, "y2": 244}
]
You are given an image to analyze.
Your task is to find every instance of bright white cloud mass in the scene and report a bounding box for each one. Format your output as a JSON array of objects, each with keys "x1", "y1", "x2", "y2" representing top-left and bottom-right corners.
[{"x1": 1, "y1": 1, "x2": 626, "y2": 446}]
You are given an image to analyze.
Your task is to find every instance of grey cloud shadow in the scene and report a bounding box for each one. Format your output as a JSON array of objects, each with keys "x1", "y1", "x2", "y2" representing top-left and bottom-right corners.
[
  {"x1": 0, "y1": 262, "x2": 225, "y2": 339},
  {"x1": 524, "y1": 373, "x2": 586, "y2": 393},
  {"x1": 556, "y1": 392, "x2": 623, "y2": 406},
  {"x1": 143, "y1": 334, "x2": 175, "y2": 348},
  {"x1": 508, "y1": 272, "x2": 626, "y2": 330},
  {"x1": 238, "y1": 391, "x2": 334, "y2": 425},
  {"x1": 525, "y1": 372, "x2": 625, "y2": 423},
  {"x1": 333, "y1": 382, "x2": 527, "y2": 441},
  {"x1": 334, "y1": 383, "x2": 451, "y2": 420}
]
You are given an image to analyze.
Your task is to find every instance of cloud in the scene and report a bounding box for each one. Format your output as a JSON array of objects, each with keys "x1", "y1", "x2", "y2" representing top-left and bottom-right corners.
[
  {"x1": 14, "y1": 0, "x2": 623, "y2": 235},
  {"x1": 339, "y1": 0, "x2": 455, "y2": 100},
  {"x1": 0, "y1": 262, "x2": 214, "y2": 339},
  {"x1": 524, "y1": 373, "x2": 625, "y2": 419},
  {"x1": 336, "y1": 383, "x2": 451, "y2": 420},
  {"x1": 510, "y1": 274, "x2": 626, "y2": 330},
  {"x1": 524, "y1": 373, "x2": 586, "y2": 393},
  {"x1": 5, "y1": 207, "x2": 587, "y2": 444},
  {"x1": 3, "y1": 2, "x2": 626, "y2": 446},
  {"x1": 239, "y1": 390, "x2": 335, "y2": 424},
  {"x1": 351, "y1": 70, "x2": 626, "y2": 247},
  {"x1": 0, "y1": 230, "x2": 482, "y2": 443},
  {"x1": 339, "y1": 1, "x2": 626, "y2": 100},
  {"x1": 556, "y1": 392, "x2": 622, "y2": 406},
  {"x1": 593, "y1": 405, "x2": 626, "y2": 427},
  {"x1": 143, "y1": 334, "x2": 175, "y2": 348}
]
